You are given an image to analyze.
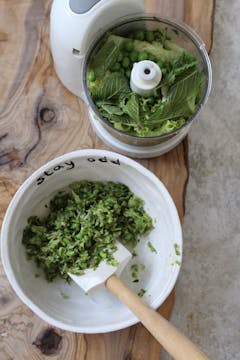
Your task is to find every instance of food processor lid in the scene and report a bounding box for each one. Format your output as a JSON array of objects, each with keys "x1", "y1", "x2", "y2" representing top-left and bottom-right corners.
[{"x1": 69, "y1": 0, "x2": 101, "y2": 14}]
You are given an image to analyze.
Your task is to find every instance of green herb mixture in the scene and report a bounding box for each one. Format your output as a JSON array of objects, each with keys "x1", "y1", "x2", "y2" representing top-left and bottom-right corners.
[
  {"x1": 87, "y1": 28, "x2": 205, "y2": 137},
  {"x1": 22, "y1": 181, "x2": 153, "y2": 282}
]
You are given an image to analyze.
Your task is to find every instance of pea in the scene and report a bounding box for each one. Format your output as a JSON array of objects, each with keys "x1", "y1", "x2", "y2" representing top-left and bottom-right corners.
[
  {"x1": 153, "y1": 31, "x2": 160, "y2": 41},
  {"x1": 145, "y1": 31, "x2": 155, "y2": 42},
  {"x1": 117, "y1": 52, "x2": 124, "y2": 62},
  {"x1": 163, "y1": 44, "x2": 171, "y2": 50},
  {"x1": 138, "y1": 51, "x2": 148, "y2": 61},
  {"x1": 161, "y1": 68, "x2": 167, "y2": 75},
  {"x1": 125, "y1": 69, "x2": 131, "y2": 78},
  {"x1": 112, "y1": 62, "x2": 121, "y2": 71},
  {"x1": 87, "y1": 70, "x2": 95, "y2": 82},
  {"x1": 124, "y1": 40, "x2": 134, "y2": 52},
  {"x1": 122, "y1": 56, "x2": 130, "y2": 68},
  {"x1": 130, "y1": 50, "x2": 139, "y2": 62},
  {"x1": 148, "y1": 97, "x2": 155, "y2": 105},
  {"x1": 135, "y1": 30, "x2": 144, "y2": 41}
]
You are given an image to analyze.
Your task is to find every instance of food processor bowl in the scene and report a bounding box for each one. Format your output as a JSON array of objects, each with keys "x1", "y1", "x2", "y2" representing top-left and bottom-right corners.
[{"x1": 84, "y1": 16, "x2": 212, "y2": 158}]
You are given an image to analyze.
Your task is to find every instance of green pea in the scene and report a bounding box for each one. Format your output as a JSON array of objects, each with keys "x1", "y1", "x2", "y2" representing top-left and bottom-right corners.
[
  {"x1": 161, "y1": 68, "x2": 167, "y2": 75},
  {"x1": 117, "y1": 52, "x2": 124, "y2": 62},
  {"x1": 130, "y1": 50, "x2": 139, "y2": 62},
  {"x1": 163, "y1": 44, "x2": 171, "y2": 50},
  {"x1": 145, "y1": 31, "x2": 155, "y2": 42},
  {"x1": 87, "y1": 70, "x2": 95, "y2": 82},
  {"x1": 148, "y1": 97, "x2": 155, "y2": 105},
  {"x1": 125, "y1": 69, "x2": 131, "y2": 78},
  {"x1": 122, "y1": 56, "x2": 130, "y2": 68},
  {"x1": 124, "y1": 40, "x2": 134, "y2": 52},
  {"x1": 153, "y1": 31, "x2": 160, "y2": 41},
  {"x1": 135, "y1": 30, "x2": 145, "y2": 41},
  {"x1": 111, "y1": 62, "x2": 121, "y2": 71},
  {"x1": 157, "y1": 59, "x2": 164, "y2": 68},
  {"x1": 138, "y1": 51, "x2": 148, "y2": 61}
]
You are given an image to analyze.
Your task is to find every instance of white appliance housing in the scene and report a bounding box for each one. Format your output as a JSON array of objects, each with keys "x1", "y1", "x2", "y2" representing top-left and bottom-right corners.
[{"x1": 50, "y1": 0, "x2": 145, "y2": 98}]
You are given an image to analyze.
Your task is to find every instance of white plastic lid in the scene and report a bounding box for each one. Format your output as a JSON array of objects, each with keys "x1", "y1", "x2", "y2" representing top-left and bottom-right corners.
[{"x1": 130, "y1": 60, "x2": 162, "y2": 97}]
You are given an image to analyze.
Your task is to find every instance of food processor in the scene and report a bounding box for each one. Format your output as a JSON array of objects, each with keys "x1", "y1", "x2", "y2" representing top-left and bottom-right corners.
[{"x1": 50, "y1": 0, "x2": 212, "y2": 158}]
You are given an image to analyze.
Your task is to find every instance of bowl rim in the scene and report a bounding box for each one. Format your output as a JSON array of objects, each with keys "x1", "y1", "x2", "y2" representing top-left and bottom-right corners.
[{"x1": 1, "y1": 149, "x2": 182, "y2": 333}]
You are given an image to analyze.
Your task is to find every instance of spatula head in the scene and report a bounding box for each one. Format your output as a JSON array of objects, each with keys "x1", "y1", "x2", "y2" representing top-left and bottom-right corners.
[{"x1": 68, "y1": 241, "x2": 132, "y2": 292}]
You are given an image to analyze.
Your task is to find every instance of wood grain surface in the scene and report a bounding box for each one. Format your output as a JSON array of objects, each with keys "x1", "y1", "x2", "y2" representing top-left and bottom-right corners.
[{"x1": 0, "y1": 1, "x2": 215, "y2": 359}]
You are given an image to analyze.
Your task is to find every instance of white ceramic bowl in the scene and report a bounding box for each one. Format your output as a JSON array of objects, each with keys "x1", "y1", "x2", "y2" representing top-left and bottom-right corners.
[{"x1": 1, "y1": 149, "x2": 182, "y2": 333}]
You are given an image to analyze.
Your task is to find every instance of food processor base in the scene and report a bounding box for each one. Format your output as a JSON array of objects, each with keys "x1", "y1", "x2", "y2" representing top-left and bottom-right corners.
[{"x1": 89, "y1": 111, "x2": 190, "y2": 159}]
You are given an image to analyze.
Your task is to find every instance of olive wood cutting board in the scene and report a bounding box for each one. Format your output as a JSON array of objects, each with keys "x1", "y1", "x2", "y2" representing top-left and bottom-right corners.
[{"x1": 0, "y1": 0, "x2": 214, "y2": 359}]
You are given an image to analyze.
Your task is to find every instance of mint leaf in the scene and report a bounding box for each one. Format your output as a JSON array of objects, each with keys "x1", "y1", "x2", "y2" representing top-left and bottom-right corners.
[
  {"x1": 90, "y1": 35, "x2": 124, "y2": 77},
  {"x1": 145, "y1": 70, "x2": 204, "y2": 125},
  {"x1": 95, "y1": 73, "x2": 130, "y2": 100},
  {"x1": 121, "y1": 94, "x2": 140, "y2": 122},
  {"x1": 100, "y1": 104, "x2": 124, "y2": 116}
]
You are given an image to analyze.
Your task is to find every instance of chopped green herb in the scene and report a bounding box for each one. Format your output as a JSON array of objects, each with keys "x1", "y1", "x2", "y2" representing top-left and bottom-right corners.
[
  {"x1": 174, "y1": 243, "x2": 180, "y2": 256},
  {"x1": 148, "y1": 241, "x2": 157, "y2": 254},
  {"x1": 138, "y1": 288, "x2": 146, "y2": 297},
  {"x1": 130, "y1": 262, "x2": 146, "y2": 283},
  {"x1": 171, "y1": 260, "x2": 181, "y2": 266},
  {"x1": 132, "y1": 250, "x2": 138, "y2": 257},
  {"x1": 22, "y1": 181, "x2": 153, "y2": 283},
  {"x1": 131, "y1": 264, "x2": 139, "y2": 282},
  {"x1": 172, "y1": 29, "x2": 179, "y2": 35},
  {"x1": 60, "y1": 292, "x2": 70, "y2": 300}
]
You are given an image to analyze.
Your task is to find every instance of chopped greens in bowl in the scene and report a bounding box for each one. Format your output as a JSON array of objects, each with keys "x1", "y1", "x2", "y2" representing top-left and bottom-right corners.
[
  {"x1": 22, "y1": 181, "x2": 153, "y2": 282},
  {"x1": 86, "y1": 25, "x2": 207, "y2": 138},
  {"x1": 2, "y1": 149, "x2": 183, "y2": 333}
]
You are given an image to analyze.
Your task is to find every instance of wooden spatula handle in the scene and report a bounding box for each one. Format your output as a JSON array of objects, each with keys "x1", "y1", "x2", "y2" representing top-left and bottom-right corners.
[{"x1": 106, "y1": 275, "x2": 210, "y2": 360}]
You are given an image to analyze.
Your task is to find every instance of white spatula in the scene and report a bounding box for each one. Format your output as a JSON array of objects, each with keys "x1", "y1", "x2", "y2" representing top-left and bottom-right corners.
[
  {"x1": 68, "y1": 241, "x2": 132, "y2": 293},
  {"x1": 69, "y1": 241, "x2": 210, "y2": 360}
]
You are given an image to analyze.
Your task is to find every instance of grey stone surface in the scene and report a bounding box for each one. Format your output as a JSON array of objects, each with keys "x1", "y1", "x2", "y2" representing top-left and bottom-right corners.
[{"x1": 161, "y1": 0, "x2": 240, "y2": 359}]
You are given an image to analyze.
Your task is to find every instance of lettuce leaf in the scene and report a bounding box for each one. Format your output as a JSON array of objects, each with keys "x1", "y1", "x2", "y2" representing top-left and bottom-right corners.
[
  {"x1": 133, "y1": 39, "x2": 185, "y2": 61},
  {"x1": 120, "y1": 94, "x2": 140, "y2": 122}
]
